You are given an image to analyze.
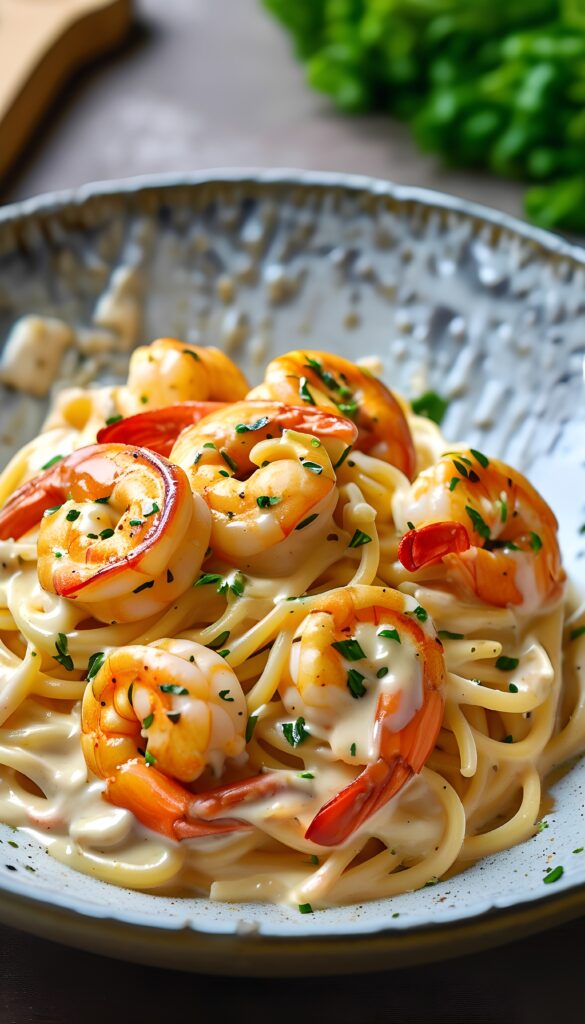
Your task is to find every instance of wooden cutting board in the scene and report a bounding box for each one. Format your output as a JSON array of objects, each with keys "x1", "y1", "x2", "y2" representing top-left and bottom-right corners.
[{"x1": 0, "y1": 0, "x2": 132, "y2": 181}]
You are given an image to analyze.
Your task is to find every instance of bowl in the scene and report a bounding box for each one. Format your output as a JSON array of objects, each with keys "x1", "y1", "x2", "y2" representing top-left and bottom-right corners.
[{"x1": 0, "y1": 170, "x2": 583, "y2": 974}]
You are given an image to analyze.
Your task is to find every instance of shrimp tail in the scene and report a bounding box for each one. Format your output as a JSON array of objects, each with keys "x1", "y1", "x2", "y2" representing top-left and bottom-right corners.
[
  {"x1": 304, "y1": 757, "x2": 412, "y2": 847},
  {"x1": 305, "y1": 687, "x2": 445, "y2": 847},
  {"x1": 106, "y1": 760, "x2": 289, "y2": 841},
  {"x1": 96, "y1": 402, "x2": 225, "y2": 457},
  {"x1": 398, "y1": 521, "x2": 470, "y2": 572}
]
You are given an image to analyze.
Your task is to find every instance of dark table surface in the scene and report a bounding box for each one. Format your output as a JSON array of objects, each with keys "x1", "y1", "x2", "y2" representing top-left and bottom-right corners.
[{"x1": 0, "y1": 2, "x2": 582, "y2": 1021}]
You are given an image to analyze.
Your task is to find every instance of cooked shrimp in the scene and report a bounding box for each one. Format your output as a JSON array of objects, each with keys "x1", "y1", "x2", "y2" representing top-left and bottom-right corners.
[
  {"x1": 0, "y1": 444, "x2": 210, "y2": 623},
  {"x1": 394, "y1": 448, "x2": 565, "y2": 611},
  {"x1": 82, "y1": 639, "x2": 287, "y2": 840},
  {"x1": 281, "y1": 584, "x2": 445, "y2": 846},
  {"x1": 170, "y1": 401, "x2": 357, "y2": 574},
  {"x1": 248, "y1": 350, "x2": 416, "y2": 478},
  {"x1": 96, "y1": 401, "x2": 225, "y2": 457},
  {"x1": 118, "y1": 338, "x2": 249, "y2": 416}
]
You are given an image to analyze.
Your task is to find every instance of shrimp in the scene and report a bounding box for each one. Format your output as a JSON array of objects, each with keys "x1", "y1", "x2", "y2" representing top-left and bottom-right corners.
[
  {"x1": 0, "y1": 444, "x2": 210, "y2": 623},
  {"x1": 97, "y1": 401, "x2": 225, "y2": 457},
  {"x1": 394, "y1": 448, "x2": 565, "y2": 611},
  {"x1": 247, "y1": 350, "x2": 416, "y2": 478},
  {"x1": 82, "y1": 639, "x2": 286, "y2": 839},
  {"x1": 170, "y1": 401, "x2": 357, "y2": 574},
  {"x1": 281, "y1": 585, "x2": 445, "y2": 847},
  {"x1": 117, "y1": 338, "x2": 250, "y2": 416}
]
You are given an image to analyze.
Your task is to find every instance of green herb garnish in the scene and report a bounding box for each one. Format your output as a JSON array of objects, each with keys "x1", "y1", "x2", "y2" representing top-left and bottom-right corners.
[
  {"x1": 235, "y1": 416, "x2": 270, "y2": 433},
  {"x1": 86, "y1": 652, "x2": 105, "y2": 682},
  {"x1": 378, "y1": 628, "x2": 400, "y2": 643},
  {"x1": 496, "y1": 656, "x2": 519, "y2": 671},
  {"x1": 65, "y1": 509, "x2": 80, "y2": 522},
  {"x1": 282, "y1": 716, "x2": 310, "y2": 747},
  {"x1": 347, "y1": 669, "x2": 367, "y2": 699},
  {"x1": 331, "y1": 638, "x2": 366, "y2": 660},
  {"x1": 53, "y1": 633, "x2": 73, "y2": 672},
  {"x1": 295, "y1": 513, "x2": 319, "y2": 531},
  {"x1": 348, "y1": 529, "x2": 372, "y2": 548},
  {"x1": 411, "y1": 391, "x2": 448, "y2": 425},
  {"x1": 41, "y1": 455, "x2": 63, "y2": 470},
  {"x1": 256, "y1": 495, "x2": 281, "y2": 508},
  {"x1": 465, "y1": 506, "x2": 491, "y2": 541},
  {"x1": 543, "y1": 866, "x2": 564, "y2": 884}
]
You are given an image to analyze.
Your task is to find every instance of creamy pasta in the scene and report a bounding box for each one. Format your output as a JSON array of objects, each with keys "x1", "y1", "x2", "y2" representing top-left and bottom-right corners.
[{"x1": 0, "y1": 339, "x2": 582, "y2": 911}]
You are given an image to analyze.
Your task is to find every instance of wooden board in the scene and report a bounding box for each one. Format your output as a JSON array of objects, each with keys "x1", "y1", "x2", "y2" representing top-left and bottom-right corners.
[{"x1": 0, "y1": 0, "x2": 132, "y2": 181}]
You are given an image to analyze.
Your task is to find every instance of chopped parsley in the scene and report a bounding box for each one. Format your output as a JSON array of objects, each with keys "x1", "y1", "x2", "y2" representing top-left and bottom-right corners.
[
  {"x1": 94, "y1": 496, "x2": 111, "y2": 505},
  {"x1": 303, "y1": 356, "x2": 340, "y2": 392},
  {"x1": 498, "y1": 499, "x2": 508, "y2": 524},
  {"x1": 410, "y1": 605, "x2": 428, "y2": 622},
  {"x1": 282, "y1": 716, "x2": 310, "y2": 747},
  {"x1": 331, "y1": 638, "x2": 366, "y2": 660},
  {"x1": 256, "y1": 495, "x2": 281, "y2": 508},
  {"x1": 53, "y1": 633, "x2": 74, "y2": 672},
  {"x1": 105, "y1": 414, "x2": 123, "y2": 425},
  {"x1": 350, "y1": 742, "x2": 357, "y2": 757},
  {"x1": 378, "y1": 628, "x2": 400, "y2": 643},
  {"x1": 194, "y1": 573, "x2": 224, "y2": 587},
  {"x1": 470, "y1": 449, "x2": 489, "y2": 468},
  {"x1": 453, "y1": 459, "x2": 470, "y2": 478},
  {"x1": 41, "y1": 455, "x2": 63, "y2": 470},
  {"x1": 295, "y1": 513, "x2": 318, "y2": 531},
  {"x1": 298, "y1": 377, "x2": 315, "y2": 404},
  {"x1": 220, "y1": 449, "x2": 238, "y2": 473},
  {"x1": 235, "y1": 416, "x2": 270, "y2": 433},
  {"x1": 530, "y1": 532, "x2": 543, "y2": 553},
  {"x1": 144, "y1": 751, "x2": 156, "y2": 766},
  {"x1": 159, "y1": 684, "x2": 189, "y2": 695},
  {"x1": 347, "y1": 669, "x2": 367, "y2": 699},
  {"x1": 99, "y1": 528, "x2": 115, "y2": 540},
  {"x1": 376, "y1": 667, "x2": 389, "y2": 678},
  {"x1": 299, "y1": 772, "x2": 314, "y2": 780},
  {"x1": 465, "y1": 505, "x2": 491, "y2": 540},
  {"x1": 509, "y1": 682, "x2": 519, "y2": 693},
  {"x1": 348, "y1": 529, "x2": 372, "y2": 549},
  {"x1": 301, "y1": 461, "x2": 323, "y2": 475},
  {"x1": 298, "y1": 903, "x2": 313, "y2": 914},
  {"x1": 411, "y1": 390, "x2": 448, "y2": 425},
  {"x1": 333, "y1": 445, "x2": 352, "y2": 470},
  {"x1": 570, "y1": 626, "x2": 585, "y2": 641},
  {"x1": 573, "y1": 847, "x2": 584, "y2": 854},
  {"x1": 142, "y1": 713, "x2": 154, "y2": 729},
  {"x1": 338, "y1": 400, "x2": 358, "y2": 419},
  {"x1": 86, "y1": 651, "x2": 105, "y2": 682},
  {"x1": 246, "y1": 715, "x2": 258, "y2": 742},
  {"x1": 503, "y1": 735, "x2": 514, "y2": 743},
  {"x1": 219, "y1": 690, "x2": 234, "y2": 702},
  {"x1": 144, "y1": 502, "x2": 159, "y2": 517},
  {"x1": 182, "y1": 349, "x2": 200, "y2": 361},
  {"x1": 209, "y1": 630, "x2": 230, "y2": 651},
  {"x1": 543, "y1": 865, "x2": 564, "y2": 884},
  {"x1": 132, "y1": 580, "x2": 154, "y2": 594},
  {"x1": 220, "y1": 571, "x2": 246, "y2": 598},
  {"x1": 449, "y1": 477, "x2": 460, "y2": 492},
  {"x1": 495, "y1": 656, "x2": 519, "y2": 671},
  {"x1": 129, "y1": 519, "x2": 143, "y2": 527},
  {"x1": 65, "y1": 509, "x2": 81, "y2": 522}
]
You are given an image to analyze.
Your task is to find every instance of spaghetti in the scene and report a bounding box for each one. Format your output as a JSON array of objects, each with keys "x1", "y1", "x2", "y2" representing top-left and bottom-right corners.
[{"x1": 0, "y1": 339, "x2": 581, "y2": 910}]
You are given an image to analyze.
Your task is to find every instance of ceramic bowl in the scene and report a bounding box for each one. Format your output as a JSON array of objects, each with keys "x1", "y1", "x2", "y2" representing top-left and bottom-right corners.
[{"x1": 0, "y1": 171, "x2": 583, "y2": 974}]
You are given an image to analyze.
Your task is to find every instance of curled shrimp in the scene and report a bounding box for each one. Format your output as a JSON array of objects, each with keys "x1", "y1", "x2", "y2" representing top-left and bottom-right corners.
[
  {"x1": 394, "y1": 449, "x2": 565, "y2": 611},
  {"x1": 281, "y1": 584, "x2": 445, "y2": 847},
  {"x1": 97, "y1": 401, "x2": 225, "y2": 457},
  {"x1": 82, "y1": 639, "x2": 285, "y2": 839},
  {"x1": 118, "y1": 338, "x2": 250, "y2": 416},
  {"x1": 170, "y1": 401, "x2": 357, "y2": 574},
  {"x1": 0, "y1": 444, "x2": 210, "y2": 623},
  {"x1": 248, "y1": 350, "x2": 416, "y2": 478}
]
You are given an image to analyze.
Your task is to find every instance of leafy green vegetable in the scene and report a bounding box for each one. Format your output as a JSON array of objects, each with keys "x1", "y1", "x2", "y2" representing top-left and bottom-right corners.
[{"x1": 263, "y1": 0, "x2": 585, "y2": 231}]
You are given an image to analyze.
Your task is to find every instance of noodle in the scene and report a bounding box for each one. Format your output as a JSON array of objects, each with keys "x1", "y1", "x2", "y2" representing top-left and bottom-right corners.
[{"x1": 0, "y1": 342, "x2": 582, "y2": 912}]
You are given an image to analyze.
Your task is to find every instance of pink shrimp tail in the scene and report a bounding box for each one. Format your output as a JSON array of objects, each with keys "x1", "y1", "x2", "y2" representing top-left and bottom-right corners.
[
  {"x1": 305, "y1": 757, "x2": 412, "y2": 847},
  {"x1": 398, "y1": 521, "x2": 470, "y2": 572},
  {"x1": 305, "y1": 687, "x2": 445, "y2": 847},
  {"x1": 106, "y1": 760, "x2": 289, "y2": 841},
  {"x1": 96, "y1": 401, "x2": 226, "y2": 457}
]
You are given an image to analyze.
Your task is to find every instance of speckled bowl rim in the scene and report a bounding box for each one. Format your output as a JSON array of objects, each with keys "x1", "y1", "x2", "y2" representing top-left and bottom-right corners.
[{"x1": 0, "y1": 168, "x2": 584, "y2": 974}]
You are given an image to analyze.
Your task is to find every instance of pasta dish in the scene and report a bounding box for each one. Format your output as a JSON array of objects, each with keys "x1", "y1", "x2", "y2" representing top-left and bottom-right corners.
[{"x1": 0, "y1": 338, "x2": 582, "y2": 911}]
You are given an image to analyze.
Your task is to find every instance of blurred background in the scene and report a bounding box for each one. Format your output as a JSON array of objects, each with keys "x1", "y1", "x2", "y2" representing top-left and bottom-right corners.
[
  {"x1": 4, "y1": 0, "x2": 585, "y2": 232},
  {"x1": 2, "y1": 0, "x2": 561, "y2": 224}
]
